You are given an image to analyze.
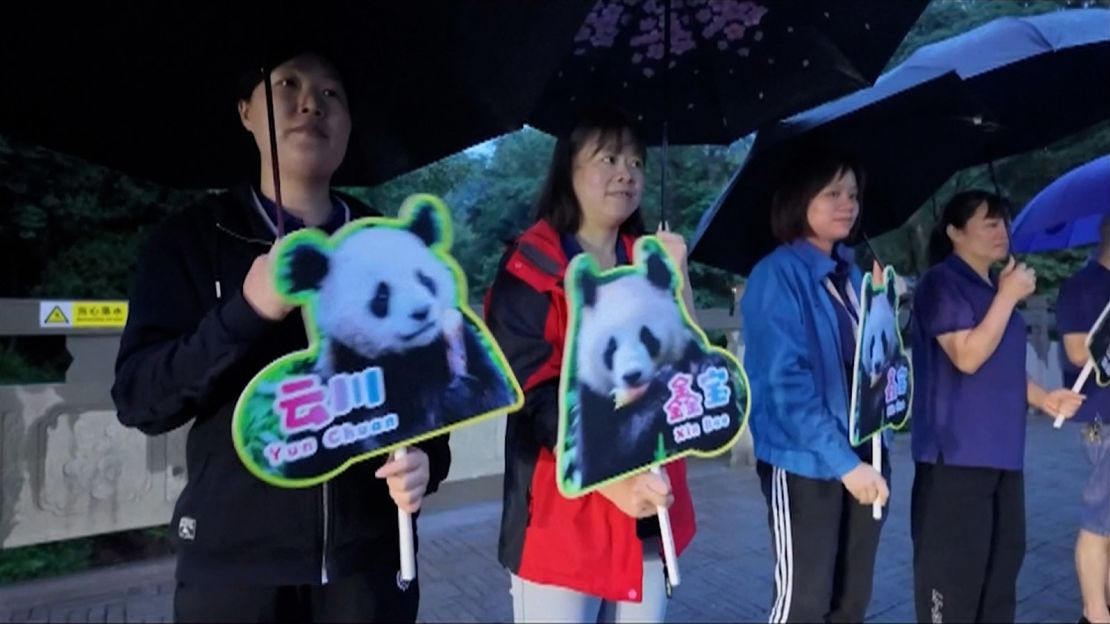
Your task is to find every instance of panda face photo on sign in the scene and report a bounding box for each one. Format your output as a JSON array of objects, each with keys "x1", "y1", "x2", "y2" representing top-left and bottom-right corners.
[
  {"x1": 860, "y1": 284, "x2": 898, "y2": 385},
  {"x1": 285, "y1": 207, "x2": 458, "y2": 379},
  {"x1": 560, "y1": 238, "x2": 747, "y2": 492},
  {"x1": 231, "y1": 196, "x2": 522, "y2": 486},
  {"x1": 575, "y1": 248, "x2": 696, "y2": 410}
]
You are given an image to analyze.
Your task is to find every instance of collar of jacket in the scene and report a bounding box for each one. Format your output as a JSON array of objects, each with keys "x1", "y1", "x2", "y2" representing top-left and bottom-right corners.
[
  {"x1": 213, "y1": 183, "x2": 380, "y2": 245},
  {"x1": 508, "y1": 220, "x2": 638, "y2": 293},
  {"x1": 786, "y1": 238, "x2": 857, "y2": 284}
]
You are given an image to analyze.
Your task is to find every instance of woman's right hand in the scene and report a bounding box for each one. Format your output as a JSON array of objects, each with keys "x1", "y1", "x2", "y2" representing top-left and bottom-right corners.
[
  {"x1": 998, "y1": 256, "x2": 1036, "y2": 304},
  {"x1": 598, "y1": 470, "x2": 674, "y2": 518},
  {"x1": 243, "y1": 248, "x2": 294, "y2": 321},
  {"x1": 840, "y1": 462, "x2": 889, "y2": 506}
]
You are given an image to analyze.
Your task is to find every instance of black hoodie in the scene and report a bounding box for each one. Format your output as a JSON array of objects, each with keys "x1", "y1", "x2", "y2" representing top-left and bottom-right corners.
[{"x1": 112, "y1": 185, "x2": 451, "y2": 586}]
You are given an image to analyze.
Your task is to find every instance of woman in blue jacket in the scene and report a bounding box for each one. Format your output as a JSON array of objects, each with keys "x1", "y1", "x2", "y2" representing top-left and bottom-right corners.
[{"x1": 741, "y1": 146, "x2": 889, "y2": 623}]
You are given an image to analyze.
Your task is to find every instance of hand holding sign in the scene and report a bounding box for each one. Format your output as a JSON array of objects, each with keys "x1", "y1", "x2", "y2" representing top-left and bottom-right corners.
[
  {"x1": 1044, "y1": 389, "x2": 1085, "y2": 423},
  {"x1": 375, "y1": 447, "x2": 430, "y2": 513},
  {"x1": 378, "y1": 447, "x2": 424, "y2": 580},
  {"x1": 1053, "y1": 297, "x2": 1110, "y2": 428},
  {"x1": 654, "y1": 222, "x2": 688, "y2": 271},
  {"x1": 841, "y1": 462, "x2": 889, "y2": 506},
  {"x1": 242, "y1": 247, "x2": 294, "y2": 321},
  {"x1": 597, "y1": 470, "x2": 673, "y2": 518}
]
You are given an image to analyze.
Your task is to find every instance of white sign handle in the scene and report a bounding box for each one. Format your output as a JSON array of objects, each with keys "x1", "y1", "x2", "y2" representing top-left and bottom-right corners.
[
  {"x1": 650, "y1": 466, "x2": 681, "y2": 588},
  {"x1": 395, "y1": 448, "x2": 416, "y2": 581},
  {"x1": 872, "y1": 436, "x2": 883, "y2": 520},
  {"x1": 1054, "y1": 360, "x2": 1094, "y2": 429}
]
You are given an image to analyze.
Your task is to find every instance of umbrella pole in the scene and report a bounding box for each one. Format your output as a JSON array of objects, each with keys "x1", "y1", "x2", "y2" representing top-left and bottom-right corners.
[
  {"x1": 262, "y1": 66, "x2": 286, "y2": 238},
  {"x1": 659, "y1": 0, "x2": 671, "y2": 229},
  {"x1": 988, "y1": 159, "x2": 1002, "y2": 199},
  {"x1": 862, "y1": 233, "x2": 885, "y2": 269},
  {"x1": 660, "y1": 129, "x2": 669, "y2": 229},
  {"x1": 655, "y1": 0, "x2": 681, "y2": 592}
]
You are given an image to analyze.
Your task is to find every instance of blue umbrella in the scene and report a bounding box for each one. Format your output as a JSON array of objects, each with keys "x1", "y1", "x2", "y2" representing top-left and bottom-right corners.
[
  {"x1": 892, "y1": 8, "x2": 1109, "y2": 158},
  {"x1": 691, "y1": 8, "x2": 1110, "y2": 275},
  {"x1": 1011, "y1": 155, "x2": 1110, "y2": 253}
]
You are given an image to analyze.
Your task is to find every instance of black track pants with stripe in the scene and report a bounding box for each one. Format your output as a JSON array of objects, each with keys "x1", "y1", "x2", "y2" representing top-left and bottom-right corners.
[{"x1": 757, "y1": 460, "x2": 889, "y2": 623}]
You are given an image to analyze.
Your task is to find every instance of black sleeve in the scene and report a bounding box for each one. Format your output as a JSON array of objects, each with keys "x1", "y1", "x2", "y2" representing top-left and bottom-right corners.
[
  {"x1": 485, "y1": 267, "x2": 560, "y2": 450},
  {"x1": 111, "y1": 220, "x2": 277, "y2": 436},
  {"x1": 521, "y1": 381, "x2": 560, "y2": 451}
]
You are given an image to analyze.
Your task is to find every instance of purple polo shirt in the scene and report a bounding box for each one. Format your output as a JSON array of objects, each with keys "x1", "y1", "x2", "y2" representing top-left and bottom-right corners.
[
  {"x1": 1056, "y1": 261, "x2": 1110, "y2": 424},
  {"x1": 911, "y1": 254, "x2": 1029, "y2": 470}
]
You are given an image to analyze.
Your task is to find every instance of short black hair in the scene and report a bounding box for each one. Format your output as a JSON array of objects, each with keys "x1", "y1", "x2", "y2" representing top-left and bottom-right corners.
[
  {"x1": 770, "y1": 144, "x2": 866, "y2": 244},
  {"x1": 928, "y1": 190, "x2": 1012, "y2": 265},
  {"x1": 534, "y1": 104, "x2": 647, "y2": 236},
  {"x1": 233, "y1": 41, "x2": 347, "y2": 103}
]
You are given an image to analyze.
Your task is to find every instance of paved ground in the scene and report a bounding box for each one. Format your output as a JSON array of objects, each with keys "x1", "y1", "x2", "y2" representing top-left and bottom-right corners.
[{"x1": 0, "y1": 415, "x2": 1091, "y2": 622}]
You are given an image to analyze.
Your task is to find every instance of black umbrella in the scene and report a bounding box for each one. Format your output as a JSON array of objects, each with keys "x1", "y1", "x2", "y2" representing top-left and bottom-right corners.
[
  {"x1": 689, "y1": 72, "x2": 999, "y2": 275},
  {"x1": 528, "y1": 0, "x2": 929, "y2": 145},
  {"x1": 0, "y1": 2, "x2": 593, "y2": 188},
  {"x1": 691, "y1": 7, "x2": 1110, "y2": 275}
]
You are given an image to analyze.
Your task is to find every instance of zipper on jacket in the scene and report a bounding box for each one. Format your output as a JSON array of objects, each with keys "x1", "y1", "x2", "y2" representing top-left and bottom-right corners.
[
  {"x1": 321, "y1": 481, "x2": 330, "y2": 584},
  {"x1": 215, "y1": 222, "x2": 272, "y2": 247}
]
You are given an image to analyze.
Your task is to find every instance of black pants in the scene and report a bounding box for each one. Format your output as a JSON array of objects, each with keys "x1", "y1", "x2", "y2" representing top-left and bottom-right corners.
[
  {"x1": 173, "y1": 565, "x2": 419, "y2": 623},
  {"x1": 757, "y1": 460, "x2": 889, "y2": 623},
  {"x1": 911, "y1": 461, "x2": 1025, "y2": 624}
]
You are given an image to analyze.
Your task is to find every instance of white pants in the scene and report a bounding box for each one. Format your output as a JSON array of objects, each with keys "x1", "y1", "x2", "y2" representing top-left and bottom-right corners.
[{"x1": 510, "y1": 541, "x2": 668, "y2": 623}]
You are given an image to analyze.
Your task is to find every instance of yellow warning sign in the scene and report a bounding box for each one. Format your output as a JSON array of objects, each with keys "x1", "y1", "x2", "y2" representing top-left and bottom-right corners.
[
  {"x1": 40, "y1": 301, "x2": 128, "y2": 329},
  {"x1": 73, "y1": 301, "x2": 128, "y2": 328},
  {"x1": 43, "y1": 305, "x2": 70, "y2": 325}
]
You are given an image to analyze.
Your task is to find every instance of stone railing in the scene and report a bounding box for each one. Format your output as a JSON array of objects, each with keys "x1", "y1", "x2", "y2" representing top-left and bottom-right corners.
[
  {"x1": 0, "y1": 297, "x2": 747, "y2": 548},
  {"x1": 0, "y1": 299, "x2": 189, "y2": 549},
  {"x1": 1, "y1": 291, "x2": 1066, "y2": 548}
]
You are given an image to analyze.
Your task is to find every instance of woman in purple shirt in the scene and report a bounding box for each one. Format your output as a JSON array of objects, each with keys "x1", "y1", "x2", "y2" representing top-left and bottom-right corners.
[{"x1": 910, "y1": 190, "x2": 1085, "y2": 623}]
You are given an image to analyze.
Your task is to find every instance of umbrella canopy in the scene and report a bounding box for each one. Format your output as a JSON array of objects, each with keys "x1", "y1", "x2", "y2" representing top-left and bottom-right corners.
[
  {"x1": 690, "y1": 71, "x2": 999, "y2": 274},
  {"x1": 890, "y1": 8, "x2": 1110, "y2": 159},
  {"x1": 691, "y1": 8, "x2": 1110, "y2": 275},
  {"x1": 0, "y1": 2, "x2": 593, "y2": 188},
  {"x1": 528, "y1": 0, "x2": 929, "y2": 145},
  {"x1": 1011, "y1": 155, "x2": 1110, "y2": 253}
]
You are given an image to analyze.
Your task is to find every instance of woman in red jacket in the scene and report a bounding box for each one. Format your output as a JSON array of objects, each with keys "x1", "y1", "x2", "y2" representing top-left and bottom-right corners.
[{"x1": 485, "y1": 105, "x2": 697, "y2": 622}]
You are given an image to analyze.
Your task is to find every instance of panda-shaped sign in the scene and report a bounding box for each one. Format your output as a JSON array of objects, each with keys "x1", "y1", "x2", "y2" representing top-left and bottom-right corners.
[
  {"x1": 557, "y1": 236, "x2": 750, "y2": 496},
  {"x1": 233, "y1": 194, "x2": 523, "y2": 488},
  {"x1": 849, "y1": 264, "x2": 913, "y2": 447},
  {"x1": 1085, "y1": 298, "x2": 1110, "y2": 386}
]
